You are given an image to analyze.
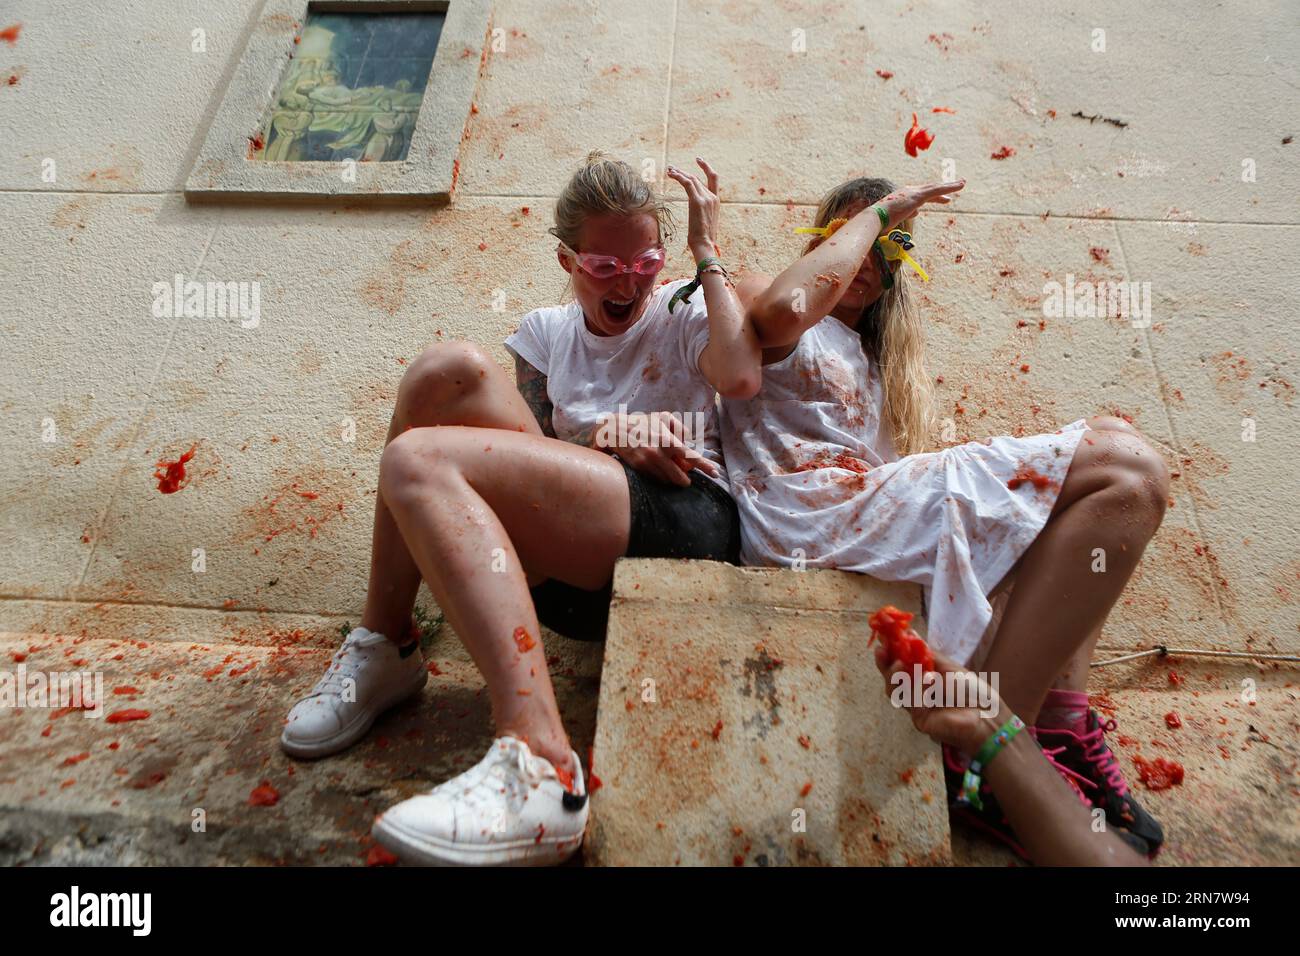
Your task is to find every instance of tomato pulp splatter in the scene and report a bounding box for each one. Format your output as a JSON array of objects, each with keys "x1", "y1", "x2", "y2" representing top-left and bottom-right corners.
[
  {"x1": 1132, "y1": 755, "x2": 1184, "y2": 791},
  {"x1": 105, "y1": 708, "x2": 150, "y2": 724},
  {"x1": 366, "y1": 845, "x2": 398, "y2": 866},
  {"x1": 1164, "y1": 711, "x2": 1182, "y2": 729},
  {"x1": 904, "y1": 113, "x2": 935, "y2": 157},
  {"x1": 867, "y1": 605, "x2": 936, "y2": 672},
  {"x1": 154, "y1": 444, "x2": 197, "y2": 494},
  {"x1": 0, "y1": 23, "x2": 21, "y2": 45},
  {"x1": 513, "y1": 626, "x2": 536, "y2": 653},
  {"x1": 587, "y1": 745, "x2": 603, "y2": 793},
  {"x1": 990, "y1": 145, "x2": 1016, "y2": 160},
  {"x1": 1007, "y1": 465, "x2": 1052, "y2": 490},
  {"x1": 248, "y1": 780, "x2": 280, "y2": 806}
]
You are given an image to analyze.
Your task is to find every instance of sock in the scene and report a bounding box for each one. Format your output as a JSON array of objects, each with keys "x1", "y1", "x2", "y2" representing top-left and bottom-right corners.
[
  {"x1": 1034, "y1": 689, "x2": 1089, "y2": 732},
  {"x1": 397, "y1": 634, "x2": 420, "y2": 658}
]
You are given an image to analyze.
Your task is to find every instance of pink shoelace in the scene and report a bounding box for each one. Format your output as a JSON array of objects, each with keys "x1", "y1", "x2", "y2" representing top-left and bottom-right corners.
[
  {"x1": 1038, "y1": 744, "x2": 1096, "y2": 806},
  {"x1": 1079, "y1": 717, "x2": 1129, "y2": 796}
]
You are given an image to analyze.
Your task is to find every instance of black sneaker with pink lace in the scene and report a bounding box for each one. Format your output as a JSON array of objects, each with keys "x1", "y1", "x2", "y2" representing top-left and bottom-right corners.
[{"x1": 1033, "y1": 709, "x2": 1164, "y2": 857}]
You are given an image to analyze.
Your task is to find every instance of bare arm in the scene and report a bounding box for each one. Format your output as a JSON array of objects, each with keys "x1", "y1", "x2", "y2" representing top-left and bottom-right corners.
[
  {"x1": 513, "y1": 354, "x2": 557, "y2": 439},
  {"x1": 749, "y1": 180, "x2": 967, "y2": 349},
  {"x1": 748, "y1": 204, "x2": 885, "y2": 349},
  {"x1": 666, "y1": 159, "x2": 762, "y2": 400}
]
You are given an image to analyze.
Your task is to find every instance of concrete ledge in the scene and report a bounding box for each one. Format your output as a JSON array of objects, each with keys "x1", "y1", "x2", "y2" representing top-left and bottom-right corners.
[{"x1": 587, "y1": 560, "x2": 951, "y2": 866}]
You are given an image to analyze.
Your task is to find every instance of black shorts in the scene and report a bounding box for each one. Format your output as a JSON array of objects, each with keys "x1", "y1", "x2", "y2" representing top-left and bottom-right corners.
[{"x1": 528, "y1": 461, "x2": 740, "y2": 642}]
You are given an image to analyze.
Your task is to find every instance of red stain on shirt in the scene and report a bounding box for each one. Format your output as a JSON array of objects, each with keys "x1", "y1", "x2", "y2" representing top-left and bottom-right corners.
[
  {"x1": 868, "y1": 605, "x2": 936, "y2": 672},
  {"x1": 1007, "y1": 465, "x2": 1052, "y2": 491},
  {"x1": 905, "y1": 113, "x2": 936, "y2": 157},
  {"x1": 154, "y1": 445, "x2": 197, "y2": 494},
  {"x1": 1163, "y1": 711, "x2": 1182, "y2": 729},
  {"x1": 875, "y1": 69, "x2": 893, "y2": 79},
  {"x1": 0, "y1": 23, "x2": 21, "y2": 45},
  {"x1": 931, "y1": 106, "x2": 956, "y2": 114},
  {"x1": 990, "y1": 146, "x2": 1016, "y2": 160},
  {"x1": 794, "y1": 451, "x2": 871, "y2": 474}
]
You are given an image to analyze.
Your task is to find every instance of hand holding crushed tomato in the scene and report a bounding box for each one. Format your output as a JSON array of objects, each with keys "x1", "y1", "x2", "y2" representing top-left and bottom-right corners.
[{"x1": 870, "y1": 608, "x2": 1008, "y2": 757}]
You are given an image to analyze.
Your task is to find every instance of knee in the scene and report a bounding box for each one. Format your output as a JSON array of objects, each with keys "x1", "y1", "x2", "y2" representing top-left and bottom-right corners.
[
  {"x1": 1099, "y1": 431, "x2": 1170, "y2": 526},
  {"x1": 1085, "y1": 414, "x2": 1139, "y2": 437},
  {"x1": 397, "y1": 340, "x2": 497, "y2": 421},
  {"x1": 379, "y1": 428, "x2": 455, "y2": 506}
]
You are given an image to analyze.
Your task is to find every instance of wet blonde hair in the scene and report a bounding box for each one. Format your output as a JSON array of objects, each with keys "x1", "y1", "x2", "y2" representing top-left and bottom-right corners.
[
  {"x1": 549, "y1": 151, "x2": 676, "y2": 251},
  {"x1": 810, "y1": 177, "x2": 934, "y2": 456}
]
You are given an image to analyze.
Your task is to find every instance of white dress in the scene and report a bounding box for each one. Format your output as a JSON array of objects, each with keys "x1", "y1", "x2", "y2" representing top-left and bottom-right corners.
[{"x1": 719, "y1": 315, "x2": 1087, "y2": 665}]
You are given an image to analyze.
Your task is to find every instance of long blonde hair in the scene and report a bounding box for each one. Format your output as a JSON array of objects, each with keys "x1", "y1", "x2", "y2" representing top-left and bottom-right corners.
[{"x1": 810, "y1": 177, "x2": 934, "y2": 456}]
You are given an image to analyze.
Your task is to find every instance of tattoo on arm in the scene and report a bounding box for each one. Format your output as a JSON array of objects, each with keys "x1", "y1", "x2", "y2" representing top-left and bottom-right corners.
[{"x1": 514, "y1": 355, "x2": 557, "y2": 439}]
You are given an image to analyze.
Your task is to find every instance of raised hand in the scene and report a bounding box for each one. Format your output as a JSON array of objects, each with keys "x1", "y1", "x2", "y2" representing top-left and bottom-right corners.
[
  {"x1": 876, "y1": 180, "x2": 966, "y2": 230},
  {"x1": 666, "y1": 158, "x2": 722, "y2": 261}
]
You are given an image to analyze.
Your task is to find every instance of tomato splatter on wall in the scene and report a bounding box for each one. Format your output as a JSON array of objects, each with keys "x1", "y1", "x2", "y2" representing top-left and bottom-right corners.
[{"x1": 154, "y1": 445, "x2": 197, "y2": 494}]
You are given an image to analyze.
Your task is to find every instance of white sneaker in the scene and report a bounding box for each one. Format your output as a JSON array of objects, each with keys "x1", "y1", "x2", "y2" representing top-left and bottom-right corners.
[
  {"x1": 372, "y1": 736, "x2": 589, "y2": 866},
  {"x1": 280, "y1": 626, "x2": 427, "y2": 759}
]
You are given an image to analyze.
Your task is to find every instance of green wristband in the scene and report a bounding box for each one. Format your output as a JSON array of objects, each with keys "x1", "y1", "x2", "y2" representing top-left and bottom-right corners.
[
  {"x1": 871, "y1": 204, "x2": 890, "y2": 230},
  {"x1": 956, "y1": 714, "x2": 1025, "y2": 811},
  {"x1": 669, "y1": 257, "x2": 728, "y2": 313}
]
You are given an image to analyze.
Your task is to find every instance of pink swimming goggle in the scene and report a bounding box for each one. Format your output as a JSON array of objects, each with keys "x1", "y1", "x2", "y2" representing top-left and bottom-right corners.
[{"x1": 556, "y1": 239, "x2": 667, "y2": 280}]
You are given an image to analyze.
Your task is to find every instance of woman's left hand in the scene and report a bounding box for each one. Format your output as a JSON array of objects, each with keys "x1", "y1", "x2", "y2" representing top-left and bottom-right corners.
[
  {"x1": 873, "y1": 642, "x2": 1008, "y2": 757},
  {"x1": 667, "y1": 158, "x2": 721, "y2": 261}
]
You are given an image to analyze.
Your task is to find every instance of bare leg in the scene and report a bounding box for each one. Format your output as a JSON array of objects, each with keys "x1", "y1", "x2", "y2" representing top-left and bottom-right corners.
[
  {"x1": 983, "y1": 416, "x2": 1169, "y2": 723},
  {"x1": 379, "y1": 425, "x2": 631, "y2": 769},
  {"x1": 360, "y1": 343, "x2": 542, "y2": 642}
]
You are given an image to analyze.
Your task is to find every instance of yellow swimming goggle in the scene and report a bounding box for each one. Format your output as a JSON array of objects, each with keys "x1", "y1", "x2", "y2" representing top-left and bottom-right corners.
[{"x1": 795, "y1": 218, "x2": 930, "y2": 286}]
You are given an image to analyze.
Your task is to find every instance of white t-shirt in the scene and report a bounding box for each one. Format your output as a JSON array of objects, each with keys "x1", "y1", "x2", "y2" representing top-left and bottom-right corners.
[{"x1": 504, "y1": 278, "x2": 729, "y2": 490}]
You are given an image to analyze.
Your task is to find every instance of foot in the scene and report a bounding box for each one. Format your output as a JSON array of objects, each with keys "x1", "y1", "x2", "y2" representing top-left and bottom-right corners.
[
  {"x1": 942, "y1": 744, "x2": 1031, "y2": 861},
  {"x1": 943, "y1": 740, "x2": 1152, "y2": 862},
  {"x1": 372, "y1": 736, "x2": 589, "y2": 866},
  {"x1": 1034, "y1": 710, "x2": 1165, "y2": 857},
  {"x1": 280, "y1": 626, "x2": 427, "y2": 759}
]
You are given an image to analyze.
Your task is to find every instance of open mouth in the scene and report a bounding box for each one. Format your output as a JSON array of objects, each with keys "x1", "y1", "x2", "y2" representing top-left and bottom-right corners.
[{"x1": 602, "y1": 296, "x2": 637, "y2": 322}]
